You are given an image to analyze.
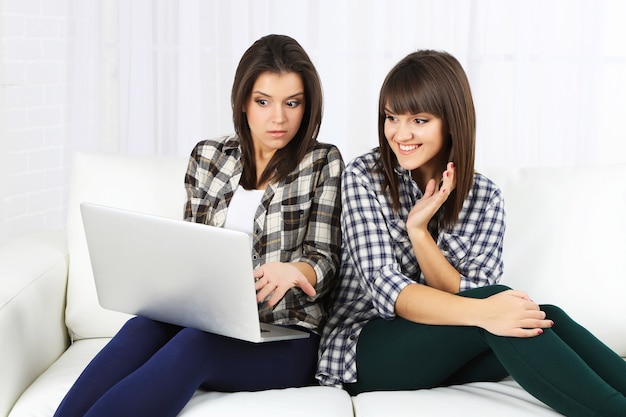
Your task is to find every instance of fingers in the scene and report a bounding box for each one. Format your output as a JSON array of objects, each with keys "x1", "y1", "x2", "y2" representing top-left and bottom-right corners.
[
  {"x1": 255, "y1": 276, "x2": 278, "y2": 303},
  {"x1": 254, "y1": 268, "x2": 316, "y2": 306},
  {"x1": 299, "y1": 279, "x2": 317, "y2": 297},
  {"x1": 485, "y1": 290, "x2": 554, "y2": 337},
  {"x1": 514, "y1": 318, "x2": 555, "y2": 338},
  {"x1": 440, "y1": 162, "x2": 456, "y2": 195},
  {"x1": 510, "y1": 297, "x2": 554, "y2": 338},
  {"x1": 266, "y1": 286, "x2": 288, "y2": 307},
  {"x1": 423, "y1": 178, "x2": 437, "y2": 197}
]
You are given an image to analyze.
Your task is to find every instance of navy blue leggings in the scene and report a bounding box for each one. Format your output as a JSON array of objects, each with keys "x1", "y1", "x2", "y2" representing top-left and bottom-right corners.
[
  {"x1": 53, "y1": 317, "x2": 320, "y2": 417},
  {"x1": 348, "y1": 285, "x2": 626, "y2": 417}
]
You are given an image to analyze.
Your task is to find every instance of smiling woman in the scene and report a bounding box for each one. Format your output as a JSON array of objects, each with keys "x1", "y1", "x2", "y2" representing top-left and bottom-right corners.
[{"x1": 316, "y1": 48, "x2": 626, "y2": 417}]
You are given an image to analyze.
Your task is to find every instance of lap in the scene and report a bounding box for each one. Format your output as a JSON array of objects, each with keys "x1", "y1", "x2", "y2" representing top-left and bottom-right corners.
[
  {"x1": 161, "y1": 325, "x2": 321, "y2": 392},
  {"x1": 114, "y1": 317, "x2": 321, "y2": 391},
  {"x1": 349, "y1": 285, "x2": 512, "y2": 394}
]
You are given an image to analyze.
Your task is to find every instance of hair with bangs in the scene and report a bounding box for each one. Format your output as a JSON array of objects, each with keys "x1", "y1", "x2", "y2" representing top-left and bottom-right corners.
[
  {"x1": 377, "y1": 50, "x2": 476, "y2": 227},
  {"x1": 232, "y1": 34, "x2": 323, "y2": 189}
]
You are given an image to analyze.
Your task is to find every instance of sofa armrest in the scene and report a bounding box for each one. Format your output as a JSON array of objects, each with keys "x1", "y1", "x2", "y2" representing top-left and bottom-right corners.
[{"x1": 0, "y1": 230, "x2": 70, "y2": 417}]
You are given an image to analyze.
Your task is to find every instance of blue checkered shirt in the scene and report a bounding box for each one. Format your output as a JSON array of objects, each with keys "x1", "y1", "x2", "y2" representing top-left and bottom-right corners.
[
  {"x1": 184, "y1": 134, "x2": 344, "y2": 331},
  {"x1": 316, "y1": 149, "x2": 505, "y2": 386}
]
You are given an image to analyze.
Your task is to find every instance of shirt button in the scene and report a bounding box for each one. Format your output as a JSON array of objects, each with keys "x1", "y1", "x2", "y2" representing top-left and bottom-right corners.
[
  {"x1": 349, "y1": 334, "x2": 356, "y2": 341},
  {"x1": 252, "y1": 255, "x2": 258, "y2": 261}
]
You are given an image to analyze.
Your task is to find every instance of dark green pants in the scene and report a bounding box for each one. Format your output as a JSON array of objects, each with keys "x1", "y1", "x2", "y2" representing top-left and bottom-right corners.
[{"x1": 348, "y1": 285, "x2": 626, "y2": 417}]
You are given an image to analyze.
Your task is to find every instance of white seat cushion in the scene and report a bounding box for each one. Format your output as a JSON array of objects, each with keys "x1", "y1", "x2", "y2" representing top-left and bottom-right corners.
[{"x1": 352, "y1": 380, "x2": 562, "y2": 417}]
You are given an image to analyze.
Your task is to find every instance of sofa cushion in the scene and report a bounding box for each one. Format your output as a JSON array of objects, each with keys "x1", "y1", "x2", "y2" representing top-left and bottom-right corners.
[
  {"x1": 352, "y1": 381, "x2": 562, "y2": 416},
  {"x1": 65, "y1": 152, "x2": 189, "y2": 341},
  {"x1": 480, "y1": 164, "x2": 626, "y2": 356}
]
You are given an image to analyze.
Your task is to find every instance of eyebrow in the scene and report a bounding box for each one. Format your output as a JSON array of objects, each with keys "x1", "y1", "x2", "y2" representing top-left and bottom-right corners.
[
  {"x1": 384, "y1": 108, "x2": 430, "y2": 117},
  {"x1": 252, "y1": 91, "x2": 305, "y2": 99}
]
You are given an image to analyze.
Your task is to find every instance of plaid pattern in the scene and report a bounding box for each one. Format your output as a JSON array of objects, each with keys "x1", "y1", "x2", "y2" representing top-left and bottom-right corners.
[
  {"x1": 184, "y1": 134, "x2": 344, "y2": 330},
  {"x1": 316, "y1": 149, "x2": 505, "y2": 386}
]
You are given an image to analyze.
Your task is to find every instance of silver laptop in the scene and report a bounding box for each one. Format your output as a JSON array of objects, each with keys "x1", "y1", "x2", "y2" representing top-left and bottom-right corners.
[{"x1": 80, "y1": 202, "x2": 309, "y2": 343}]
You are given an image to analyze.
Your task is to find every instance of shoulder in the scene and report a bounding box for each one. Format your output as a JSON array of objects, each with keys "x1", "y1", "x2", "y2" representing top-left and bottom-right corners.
[
  {"x1": 470, "y1": 171, "x2": 504, "y2": 206},
  {"x1": 346, "y1": 148, "x2": 380, "y2": 175},
  {"x1": 190, "y1": 134, "x2": 240, "y2": 160},
  {"x1": 296, "y1": 142, "x2": 345, "y2": 179},
  {"x1": 343, "y1": 148, "x2": 381, "y2": 181},
  {"x1": 308, "y1": 142, "x2": 344, "y2": 164}
]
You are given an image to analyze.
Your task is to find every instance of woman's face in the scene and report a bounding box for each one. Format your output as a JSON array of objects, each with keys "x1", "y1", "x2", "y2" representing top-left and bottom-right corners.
[
  {"x1": 384, "y1": 106, "x2": 449, "y2": 175},
  {"x1": 244, "y1": 71, "x2": 305, "y2": 158}
]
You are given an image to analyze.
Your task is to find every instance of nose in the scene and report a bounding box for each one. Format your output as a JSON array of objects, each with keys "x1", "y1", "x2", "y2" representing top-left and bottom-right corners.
[
  {"x1": 394, "y1": 121, "x2": 413, "y2": 142},
  {"x1": 271, "y1": 104, "x2": 286, "y2": 124}
]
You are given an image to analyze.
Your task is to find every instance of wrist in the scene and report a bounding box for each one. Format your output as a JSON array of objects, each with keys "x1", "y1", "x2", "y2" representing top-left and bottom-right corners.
[{"x1": 407, "y1": 227, "x2": 431, "y2": 244}]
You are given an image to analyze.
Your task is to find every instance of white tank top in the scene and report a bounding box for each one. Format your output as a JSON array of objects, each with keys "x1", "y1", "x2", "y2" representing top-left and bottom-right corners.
[{"x1": 223, "y1": 186, "x2": 265, "y2": 246}]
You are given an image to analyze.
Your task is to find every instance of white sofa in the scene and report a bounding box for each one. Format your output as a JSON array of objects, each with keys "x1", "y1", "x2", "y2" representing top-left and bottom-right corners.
[{"x1": 2, "y1": 152, "x2": 625, "y2": 417}]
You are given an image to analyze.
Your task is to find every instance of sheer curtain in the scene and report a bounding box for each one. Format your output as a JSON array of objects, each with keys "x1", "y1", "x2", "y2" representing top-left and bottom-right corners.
[{"x1": 66, "y1": 0, "x2": 626, "y2": 167}]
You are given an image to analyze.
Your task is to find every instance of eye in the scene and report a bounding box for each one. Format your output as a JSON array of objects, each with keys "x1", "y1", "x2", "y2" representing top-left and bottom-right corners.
[
  {"x1": 255, "y1": 98, "x2": 269, "y2": 106},
  {"x1": 414, "y1": 118, "x2": 427, "y2": 124},
  {"x1": 385, "y1": 114, "x2": 397, "y2": 122},
  {"x1": 285, "y1": 100, "x2": 301, "y2": 108}
]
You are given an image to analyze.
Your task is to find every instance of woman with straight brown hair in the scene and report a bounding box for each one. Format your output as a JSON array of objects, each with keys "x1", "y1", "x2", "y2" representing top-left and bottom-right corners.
[
  {"x1": 54, "y1": 34, "x2": 343, "y2": 417},
  {"x1": 317, "y1": 50, "x2": 626, "y2": 417}
]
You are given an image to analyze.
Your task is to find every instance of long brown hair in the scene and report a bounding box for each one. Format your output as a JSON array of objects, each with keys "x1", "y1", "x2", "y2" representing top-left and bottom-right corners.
[
  {"x1": 231, "y1": 34, "x2": 323, "y2": 189},
  {"x1": 378, "y1": 50, "x2": 476, "y2": 227}
]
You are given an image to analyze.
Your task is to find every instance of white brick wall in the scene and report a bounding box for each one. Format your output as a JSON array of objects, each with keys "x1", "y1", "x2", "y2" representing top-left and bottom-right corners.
[{"x1": 1, "y1": 0, "x2": 70, "y2": 244}]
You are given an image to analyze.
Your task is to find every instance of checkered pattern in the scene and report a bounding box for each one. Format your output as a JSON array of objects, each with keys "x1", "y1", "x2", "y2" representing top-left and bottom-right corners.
[
  {"x1": 184, "y1": 134, "x2": 344, "y2": 330},
  {"x1": 316, "y1": 149, "x2": 505, "y2": 386}
]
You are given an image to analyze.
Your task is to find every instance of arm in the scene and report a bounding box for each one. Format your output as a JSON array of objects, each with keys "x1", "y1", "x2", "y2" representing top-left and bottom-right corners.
[
  {"x1": 405, "y1": 163, "x2": 460, "y2": 292},
  {"x1": 256, "y1": 145, "x2": 344, "y2": 306},
  {"x1": 406, "y1": 167, "x2": 506, "y2": 292},
  {"x1": 396, "y1": 283, "x2": 552, "y2": 337},
  {"x1": 340, "y1": 159, "x2": 416, "y2": 320},
  {"x1": 398, "y1": 170, "x2": 549, "y2": 336},
  {"x1": 343, "y1": 159, "x2": 549, "y2": 337}
]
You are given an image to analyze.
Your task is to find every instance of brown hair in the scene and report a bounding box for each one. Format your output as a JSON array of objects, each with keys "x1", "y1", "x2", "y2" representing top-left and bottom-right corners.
[
  {"x1": 377, "y1": 50, "x2": 476, "y2": 227},
  {"x1": 231, "y1": 34, "x2": 323, "y2": 189}
]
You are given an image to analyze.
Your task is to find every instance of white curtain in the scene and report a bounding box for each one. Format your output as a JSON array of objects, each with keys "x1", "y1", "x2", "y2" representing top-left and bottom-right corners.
[{"x1": 66, "y1": 0, "x2": 626, "y2": 167}]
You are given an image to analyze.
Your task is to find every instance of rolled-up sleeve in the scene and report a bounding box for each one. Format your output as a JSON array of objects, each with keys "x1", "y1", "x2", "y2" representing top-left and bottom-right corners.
[
  {"x1": 440, "y1": 176, "x2": 506, "y2": 291},
  {"x1": 340, "y1": 163, "x2": 414, "y2": 319},
  {"x1": 294, "y1": 145, "x2": 344, "y2": 299}
]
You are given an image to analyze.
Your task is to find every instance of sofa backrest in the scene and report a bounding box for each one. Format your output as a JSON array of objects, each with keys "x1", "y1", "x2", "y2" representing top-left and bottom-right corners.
[
  {"x1": 480, "y1": 164, "x2": 626, "y2": 356},
  {"x1": 65, "y1": 152, "x2": 189, "y2": 341},
  {"x1": 65, "y1": 153, "x2": 626, "y2": 358}
]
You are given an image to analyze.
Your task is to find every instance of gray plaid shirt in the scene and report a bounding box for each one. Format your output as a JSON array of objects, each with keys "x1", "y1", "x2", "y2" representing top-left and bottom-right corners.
[
  {"x1": 317, "y1": 148, "x2": 505, "y2": 386},
  {"x1": 184, "y1": 134, "x2": 344, "y2": 331}
]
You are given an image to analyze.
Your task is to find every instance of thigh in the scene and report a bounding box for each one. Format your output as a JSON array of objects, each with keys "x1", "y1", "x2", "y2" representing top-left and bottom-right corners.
[
  {"x1": 166, "y1": 327, "x2": 321, "y2": 392},
  {"x1": 347, "y1": 285, "x2": 512, "y2": 395},
  {"x1": 348, "y1": 317, "x2": 490, "y2": 394}
]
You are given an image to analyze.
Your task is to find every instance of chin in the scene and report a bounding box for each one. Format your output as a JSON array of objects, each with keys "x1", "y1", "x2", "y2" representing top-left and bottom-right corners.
[{"x1": 396, "y1": 159, "x2": 419, "y2": 171}]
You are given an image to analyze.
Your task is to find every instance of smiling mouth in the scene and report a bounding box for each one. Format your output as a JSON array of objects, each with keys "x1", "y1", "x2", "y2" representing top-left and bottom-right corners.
[{"x1": 398, "y1": 143, "x2": 421, "y2": 152}]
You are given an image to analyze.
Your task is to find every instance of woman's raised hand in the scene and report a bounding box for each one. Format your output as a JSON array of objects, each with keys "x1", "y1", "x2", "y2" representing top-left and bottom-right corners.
[{"x1": 406, "y1": 162, "x2": 456, "y2": 234}]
